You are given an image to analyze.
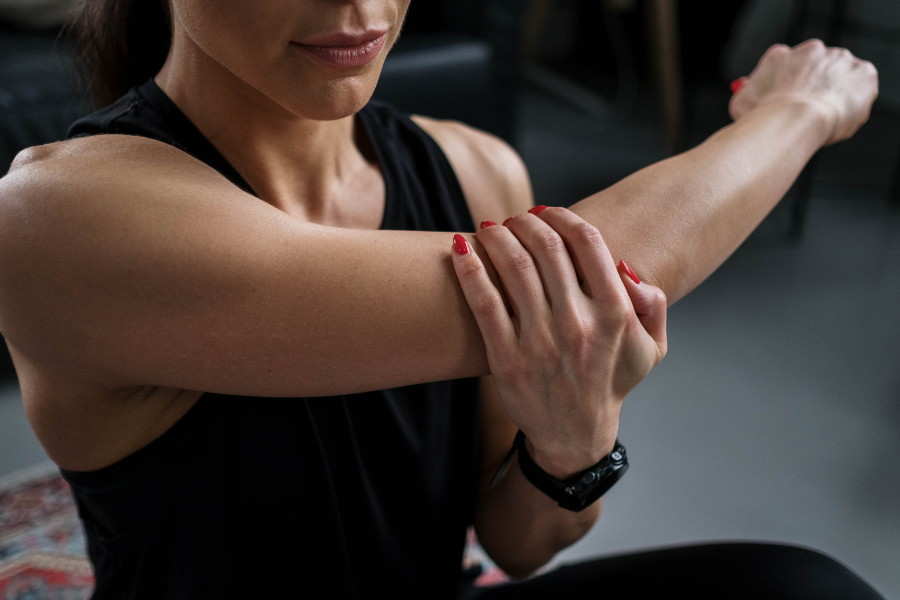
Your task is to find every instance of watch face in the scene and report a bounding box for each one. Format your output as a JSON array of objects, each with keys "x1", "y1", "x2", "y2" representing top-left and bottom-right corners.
[
  {"x1": 516, "y1": 436, "x2": 629, "y2": 512},
  {"x1": 560, "y1": 462, "x2": 628, "y2": 512}
]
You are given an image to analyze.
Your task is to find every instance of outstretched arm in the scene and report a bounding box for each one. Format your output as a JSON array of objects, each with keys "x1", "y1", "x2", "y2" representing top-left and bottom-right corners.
[{"x1": 571, "y1": 40, "x2": 877, "y2": 304}]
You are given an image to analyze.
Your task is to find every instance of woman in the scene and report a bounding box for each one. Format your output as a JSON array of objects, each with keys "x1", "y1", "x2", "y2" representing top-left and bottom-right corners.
[{"x1": 0, "y1": 0, "x2": 882, "y2": 598}]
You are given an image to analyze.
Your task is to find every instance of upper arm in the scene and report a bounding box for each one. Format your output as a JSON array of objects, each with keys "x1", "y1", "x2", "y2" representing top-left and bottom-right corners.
[{"x1": 0, "y1": 136, "x2": 491, "y2": 397}]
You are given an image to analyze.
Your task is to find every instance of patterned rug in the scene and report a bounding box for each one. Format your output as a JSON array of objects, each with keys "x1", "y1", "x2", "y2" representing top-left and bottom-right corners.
[
  {"x1": 0, "y1": 463, "x2": 507, "y2": 598},
  {"x1": 0, "y1": 463, "x2": 93, "y2": 599}
]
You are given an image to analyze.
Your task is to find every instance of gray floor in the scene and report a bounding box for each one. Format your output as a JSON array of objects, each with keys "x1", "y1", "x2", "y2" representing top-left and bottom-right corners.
[
  {"x1": 0, "y1": 88, "x2": 898, "y2": 596},
  {"x1": 519, "y1": 88, "x2": 900, "y2": 598}
]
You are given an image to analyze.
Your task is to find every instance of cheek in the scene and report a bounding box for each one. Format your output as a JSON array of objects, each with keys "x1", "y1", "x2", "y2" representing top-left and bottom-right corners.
[{"x1": 177, "y1": 0, "x2": 294, "y2": 68}]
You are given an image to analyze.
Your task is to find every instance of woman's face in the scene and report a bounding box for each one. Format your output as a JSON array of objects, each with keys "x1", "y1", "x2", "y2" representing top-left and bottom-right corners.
[{"x1": 170, "y1": 0, "x2": 411, "y2": 120}]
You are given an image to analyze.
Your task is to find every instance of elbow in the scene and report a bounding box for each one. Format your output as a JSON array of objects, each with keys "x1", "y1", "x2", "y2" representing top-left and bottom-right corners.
[
  {"x1": 493, "y1": 553, "x2": 553, "y2": 581},
  {"x1": 480, "y1": 502, "x2": 602, "y2": 580}
]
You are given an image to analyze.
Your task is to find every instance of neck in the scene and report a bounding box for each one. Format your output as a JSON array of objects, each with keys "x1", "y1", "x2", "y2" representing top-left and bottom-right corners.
[{"x1": 154, "y1": 31, "x2": 379, "y2": 223}]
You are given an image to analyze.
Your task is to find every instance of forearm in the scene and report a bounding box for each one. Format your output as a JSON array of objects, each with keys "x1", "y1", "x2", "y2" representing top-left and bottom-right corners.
[
  {"x1": 570, "y1": 98, "x2": 829, "y2": 304},
  {"x1": 474, "y1": 455, "x2": 600, "y2": 578}
]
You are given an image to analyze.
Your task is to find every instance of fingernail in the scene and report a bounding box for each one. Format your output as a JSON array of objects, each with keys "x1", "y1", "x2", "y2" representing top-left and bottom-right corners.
[
  {"x1": 502, "y1": 217, "x2": 513, "y2": 227},
  {"x1": 528, "y1": 205, "x2": 548, "y2": 215},
  {"x1": 619, "y1": 260, "x2": 640, "y2": 284},
  {"x1": 730, "y1": 78, "x2": 745, "y2": 94},
  {"x1": 453, "y1": 234, "x2": 470, "y2": 255},
  {"x1": 480, "y1": 221, "x2": 496, "y2": 229}
]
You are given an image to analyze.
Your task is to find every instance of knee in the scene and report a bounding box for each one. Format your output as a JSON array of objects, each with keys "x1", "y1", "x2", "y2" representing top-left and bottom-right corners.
[{"x1": 726, "y1": 543, "x2": 882, "y2": 600}]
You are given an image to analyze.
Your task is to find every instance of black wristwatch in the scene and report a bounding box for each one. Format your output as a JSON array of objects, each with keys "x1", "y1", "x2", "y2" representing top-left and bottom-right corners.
[{"x1": 490, "y1": 430, "x2": 628, "y2": 512}]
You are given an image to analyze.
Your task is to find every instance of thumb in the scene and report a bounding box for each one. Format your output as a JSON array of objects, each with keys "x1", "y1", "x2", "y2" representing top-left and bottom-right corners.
[{"x1": 617, "y1": 260, "x2": 668, "y2": 354}]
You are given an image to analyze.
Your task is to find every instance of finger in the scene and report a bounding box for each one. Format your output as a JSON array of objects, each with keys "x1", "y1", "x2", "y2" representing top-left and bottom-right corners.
[
  {"x1": 533, "y1": 207, "x2": 626, "y2": 304},
  {"x1": 450, "y1": 234, "x2": 516, "y2": 352},
  {"x1": 475, "y1": 222, "x2": 551, "y2": 327},
  {"x1": 502, "y1": 209, "x2": 583, "y2": 314},
  {"x1": 618, "y1": 260, "x2": 667, "y2": 353}
]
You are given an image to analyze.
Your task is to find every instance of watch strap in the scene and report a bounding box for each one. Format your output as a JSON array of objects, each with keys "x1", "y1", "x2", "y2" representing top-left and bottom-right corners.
[{"x1": 515, "y1": 431, "x2": 628, "y2": 512}]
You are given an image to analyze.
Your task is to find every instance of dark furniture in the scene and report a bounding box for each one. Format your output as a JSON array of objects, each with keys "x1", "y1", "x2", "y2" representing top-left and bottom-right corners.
[
  {"x1": 785, "y1": 0, "x2": 900, "y2": 240},
  {"x1": 0, "y1": 26, "x2": 83, "y2": 175},
  {"x1": 377, "y1": 0, "x2": 528, "y2": 145}
]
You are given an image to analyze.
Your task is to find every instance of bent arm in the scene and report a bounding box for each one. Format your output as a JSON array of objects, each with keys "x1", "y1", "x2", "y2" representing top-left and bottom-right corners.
[{"x1": 0, "y1": 136, "x2": 492, "y2": 397}]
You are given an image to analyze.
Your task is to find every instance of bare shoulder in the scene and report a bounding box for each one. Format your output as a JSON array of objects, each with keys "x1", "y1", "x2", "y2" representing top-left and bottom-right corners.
[
  {"x1": 0, "y1": 134, "x2": 242, "y2": 269},
  {"x1": 411, "y1": 116, "x2": 534, "y2": 224},
  {"x1": 0, "y1": 135, "x2": 245, "y2": 362},
  {"x1": 4, "y1": 134, "x2": 220, "y2": 192},
  {"x1": 0, "y1": 136, "x2": 219, "y2": 229}
]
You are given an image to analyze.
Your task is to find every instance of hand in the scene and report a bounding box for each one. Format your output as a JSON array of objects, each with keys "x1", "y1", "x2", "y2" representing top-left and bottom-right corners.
[
  {"x1": 730, "y1": 39, "x2": 878, "y2": 145},
  {"x1": 451, "y1": 208, "x2": 667, "y2": 478}
]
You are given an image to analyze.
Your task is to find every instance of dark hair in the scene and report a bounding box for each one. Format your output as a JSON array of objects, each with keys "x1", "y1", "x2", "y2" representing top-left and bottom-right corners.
[{"x1": 66, "y1": 0, "x2": 173, "y2": 108}]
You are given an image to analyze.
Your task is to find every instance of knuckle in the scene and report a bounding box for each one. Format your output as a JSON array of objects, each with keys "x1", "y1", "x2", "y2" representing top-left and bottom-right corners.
[
  {"x1": 572, "y1": 221, "x2": 604, "y2": 248},
  {"x1": 763, "y1": 43, "x2": 789, "y2": 60},
  {"x1": 543, "y1": 206, "x2": 567, "y2": 218},
  {"x1": 603, "y1": 294, "x2": 631, "y2": 326},
  {"x1": 532, "y1": 229, "x2": 565, "y2": 253},
  {"x1": 652, "y1": 287, "x2": 668, "y2": 309},
  {"x1": 504, "y1": 251, "x2": 534, "y2": 273},
  {"x1": 561, "y1": 314, "x2": 597, "y2": 349},
  {"x1": 459, "y1": 258, "x2": 485, "y2": 280},
  {"x1": 829, "y1": 47, "x2": 851, "y2": 61},
  {"x1": 796, "y1": 39, "x2": 825, "y2": 57},
  {"x1": 473, "y1": 292, "x2": 503, "y2": 319}
]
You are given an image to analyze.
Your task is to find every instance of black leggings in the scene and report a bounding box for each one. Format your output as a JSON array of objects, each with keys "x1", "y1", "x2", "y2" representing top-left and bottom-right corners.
[{"x1": 459, "y1": 542, "x2": 884, "y2": 600}]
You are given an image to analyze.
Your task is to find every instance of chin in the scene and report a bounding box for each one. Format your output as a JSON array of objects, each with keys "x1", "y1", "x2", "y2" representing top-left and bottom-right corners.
[
  {"x1": 257, "y1": 63, "x2": 382, "y2": 122},
  {"x1": 300, "y1": 79, "x2": 377, "y2": 121}
]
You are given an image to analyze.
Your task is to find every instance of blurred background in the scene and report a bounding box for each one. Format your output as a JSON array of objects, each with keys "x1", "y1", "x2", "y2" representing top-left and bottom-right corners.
[{"x1": 1, "y1": 0, "x2": 898, "y2": 597}]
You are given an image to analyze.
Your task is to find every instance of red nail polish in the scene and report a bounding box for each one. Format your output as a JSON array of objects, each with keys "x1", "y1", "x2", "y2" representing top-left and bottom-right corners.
[
  {"x1": 730, "y1": 78, "x2": 745, "y2": 94},
  {"x1": 453, "y1": 234, "x2": 469, "y2": 255},
  {"x1": 480, "y1": 221, "x2": 496, "y2": 229},
  {"x1": 502, "y1": 217, "x2": 513, "y2": 227},
  {"x1": 619, "y1": 260, "x2": 640, "y2": 284},
  {"x1": 528, "y1": 205, "x2": 548, "y2": 215}
]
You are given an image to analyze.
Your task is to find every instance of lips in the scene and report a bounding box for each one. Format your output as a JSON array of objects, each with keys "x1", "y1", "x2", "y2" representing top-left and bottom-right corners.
[{"x1": 292, "y1": 30, "x2": 388, "y2": 69}]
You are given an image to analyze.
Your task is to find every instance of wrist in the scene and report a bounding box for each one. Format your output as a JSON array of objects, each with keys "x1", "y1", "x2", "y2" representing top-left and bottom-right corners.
[
  {"x1": 525, "y1": 431, "x2": 618, "y2": 480},
  {"x1": 750, "y1": 93, "x2": 835, "y2": 148}
]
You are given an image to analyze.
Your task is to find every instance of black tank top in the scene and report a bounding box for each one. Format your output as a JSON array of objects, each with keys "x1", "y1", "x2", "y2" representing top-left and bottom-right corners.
[{"x1": 61, "y1": 79, "x2": 480, "y2": 600}]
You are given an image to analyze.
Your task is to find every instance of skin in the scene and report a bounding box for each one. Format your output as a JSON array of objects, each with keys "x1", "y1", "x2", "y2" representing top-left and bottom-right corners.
[{"x1": 0, "y1": 0, "x2": 878, "y2": 580}]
